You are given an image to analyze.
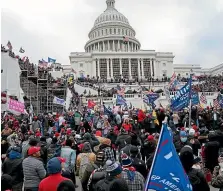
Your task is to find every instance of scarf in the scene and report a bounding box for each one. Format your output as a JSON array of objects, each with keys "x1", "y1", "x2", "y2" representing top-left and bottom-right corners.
[{"x1": 123, "y1": 166, "x2": 136, "y2": 181}]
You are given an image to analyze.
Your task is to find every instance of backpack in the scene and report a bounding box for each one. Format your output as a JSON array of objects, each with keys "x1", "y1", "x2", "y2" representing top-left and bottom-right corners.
[
  {"x1": 88, "y1": 164, "x2": 106, "y2": 191},
  {"x1": 79, "y1": 153, "x2": 90, "y2": 179}
]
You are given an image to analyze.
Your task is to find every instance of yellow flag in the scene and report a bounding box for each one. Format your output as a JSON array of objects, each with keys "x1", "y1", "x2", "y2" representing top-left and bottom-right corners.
[{"x1": 152, "y1": 110, "x2": 159, "y2": 126}]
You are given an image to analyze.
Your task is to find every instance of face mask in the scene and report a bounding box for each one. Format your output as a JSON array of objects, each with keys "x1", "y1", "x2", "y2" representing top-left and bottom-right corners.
[{"x1": 180, "y1": 137, "x2": 187, "y2": 143}]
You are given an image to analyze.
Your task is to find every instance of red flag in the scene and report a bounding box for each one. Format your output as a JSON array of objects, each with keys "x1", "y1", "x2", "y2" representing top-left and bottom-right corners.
[{"x1": 88, "y1": 100, "x2": 96, "y2": 108}]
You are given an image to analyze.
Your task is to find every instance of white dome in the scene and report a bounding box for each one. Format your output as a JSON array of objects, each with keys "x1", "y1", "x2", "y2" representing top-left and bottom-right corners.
[
  {"x1": 94, "y1": 7, "x2": 129, "y2": 27},
  {"x1": 85, "y1": 0, "x2": 141, "y2": 53}
]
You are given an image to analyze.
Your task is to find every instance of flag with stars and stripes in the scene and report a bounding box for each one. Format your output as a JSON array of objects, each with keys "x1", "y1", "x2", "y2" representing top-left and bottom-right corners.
[
  {"x1": 200, "y1": 92, "x2": 207, "y2": 104},
  {"x1": 213, "y1": 99, "x2": 221, "y2": 109}
]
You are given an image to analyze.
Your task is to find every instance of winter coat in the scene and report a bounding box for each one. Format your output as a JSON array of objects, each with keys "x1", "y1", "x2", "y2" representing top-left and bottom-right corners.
[
  {"x1": 187, "y1": 168, "x2": 210, "y2": 191},
  {"x1": 2, "y1": 151, "x2": 23, "y2": 185},
  {"x1": 204, "y1": 141, "x2": 220, "y2": 172},
  {"x1": 115, "y1": 133, "x2": 131, "y2": 151},
  {"x1": 211, "y1": 172, "x2": 223, "y2": 191}
]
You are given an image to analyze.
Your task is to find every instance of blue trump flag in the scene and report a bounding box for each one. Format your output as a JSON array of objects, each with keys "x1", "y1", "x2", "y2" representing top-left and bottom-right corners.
[
  {"x1": 146, "y1": 93, "x2": 159, "y2": 109},
  {"x1": 48, "y1": 57, "x2": 56, "y2": 63},
  {"x1": 217, "y1": 93, "x2": 223, "y2": 108},
  {"x1": 145, "y1": 123, "x2": 193, "y2": 191},
  {"x1": 171, "y1": 77, "x2": 192, "y2": 111},
  {"x1": 191, "y1": 91, "x2": 199, "y2": 105},
  {"x1": 104, "y1": 105, "x2": 113, "y2": 116},
  {"x1": 116, "y1": 95, "x2": 126, "y2": 105}
]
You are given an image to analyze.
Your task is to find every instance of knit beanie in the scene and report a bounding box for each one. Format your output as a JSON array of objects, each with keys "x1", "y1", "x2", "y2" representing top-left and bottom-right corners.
[
  {"x1": 180, "y1": 131, "x2": 187, "y2": 137},
  {"x1": 47, "y1": 157, "x2": 65, "y2": 174},
  {"x1": 106, "y1": 160, "x2": 122, "y2": 177},
  {"x1": 121, "y1": 153, "x2": 132, "y2": 167}
]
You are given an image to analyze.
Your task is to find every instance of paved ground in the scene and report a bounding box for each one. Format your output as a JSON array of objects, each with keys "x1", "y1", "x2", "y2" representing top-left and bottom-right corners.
[{"x1": 75, "y1": 176, "x2": 218, "y2": 191}]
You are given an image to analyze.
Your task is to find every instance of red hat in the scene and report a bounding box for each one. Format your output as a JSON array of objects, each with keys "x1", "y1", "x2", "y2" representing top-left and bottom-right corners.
[
  {"x1": 192, "y1": 125, "x2": 198, "y2": 132},
  {"x1": 147, "y1": 135, "x2": 154, "y2": 141},
  {"x1": 66, "y1": 129, "x2": 71, "y2": 135},
  {"x1": 28, "y1": 146, "x2": 41, "y2": 156},
  {"x1": 57, "y1": 157, "x2": 66, "y2": 163},
  {"x1": 95, "y1": 130, "x2": 102, "y2": 137},
  {"x1": 35, "y1": 132, "x2": 41, "y2": 137},
  {"x1": 55, "y1": 132, "x2": 60, "y2": 137}
]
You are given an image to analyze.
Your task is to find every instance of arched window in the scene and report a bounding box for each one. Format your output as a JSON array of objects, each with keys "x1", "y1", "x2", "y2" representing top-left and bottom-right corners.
[
  {"x1": 114, "y1": 28, "x2": 116, "y2": 34},
  {"x1": 106, "y1": 29, "x2": 108, "y2": 34},
  {"x1": 118, "y1": 28, "x2": 120, "y2": 34},
  {"x1": 106, "y1": 15, "x2": 108, "y2": 20},
  {"x1": 110, "y1": 28, "x2": 112, "y2": 34},
  {"x1": 122, "y1": 29, "x2": 124, "y2": 35},
  {"x1": 102, "y1": 30, "x2": 103, "y2": 35}
]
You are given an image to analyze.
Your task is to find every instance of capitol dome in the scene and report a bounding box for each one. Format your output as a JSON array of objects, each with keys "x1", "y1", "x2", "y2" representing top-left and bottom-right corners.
[{"x1": 85, "y1": 0, "x2": 141, "y2": 53}]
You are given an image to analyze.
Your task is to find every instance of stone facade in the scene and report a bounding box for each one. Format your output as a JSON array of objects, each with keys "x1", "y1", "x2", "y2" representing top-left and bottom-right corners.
[{"x1": 69, "y1": 0, "x2": 174, "y2": 79}]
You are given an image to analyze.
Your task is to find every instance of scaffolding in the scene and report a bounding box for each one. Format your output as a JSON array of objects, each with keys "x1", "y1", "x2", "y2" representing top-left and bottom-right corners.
[{"x1": 18, "y1": 57, "x2": 67, "y2": 114}]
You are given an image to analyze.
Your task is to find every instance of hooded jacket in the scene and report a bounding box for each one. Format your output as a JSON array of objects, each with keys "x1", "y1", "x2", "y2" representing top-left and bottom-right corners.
[{"x1": 2, "y1": 150, "x2": 23, "y2": 185}]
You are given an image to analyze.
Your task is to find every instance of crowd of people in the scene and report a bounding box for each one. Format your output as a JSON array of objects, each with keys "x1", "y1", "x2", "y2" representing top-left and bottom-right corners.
[{"x1": 1, "y1": 103, "x2": 223, "y2": 191}]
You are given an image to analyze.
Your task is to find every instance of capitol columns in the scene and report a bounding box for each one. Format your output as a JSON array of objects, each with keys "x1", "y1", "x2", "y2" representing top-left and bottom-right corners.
[
  {"x1": 92, "y1": 59, "x2": 96, "y2": 77},
  {"x1": 137, "y1": 58, "x2": 141, "y2": 78},
  {"x1": 128, "y1": 58, "x2": 132, "y2": 79},
  {"x1": 107, "y1": 58, "x2": 110, "y2": 79},
  {"x1": 141, "y1": 58, "x2": 145, "y2": 79},
  {"x1": 119, "y1": 58, "x2": 122, "y2": 76},
  {"x1": 110, "y1": 58, "x2": 113, "y2": 78},
  {"x1": 113, "y1": 41, "x2": 115, "y2": 51}
]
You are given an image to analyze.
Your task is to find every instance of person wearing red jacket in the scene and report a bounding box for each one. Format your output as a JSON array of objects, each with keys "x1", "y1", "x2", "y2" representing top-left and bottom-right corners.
[
  {"x1": 39, "y1": 157, "x2": 69, "y2": 191},
  {"x1": 137, "y1": 109, "x2": 146, "y2": 123},
  {"x1": 122, "y1": 119, "x2": 132, "y2": 132}
]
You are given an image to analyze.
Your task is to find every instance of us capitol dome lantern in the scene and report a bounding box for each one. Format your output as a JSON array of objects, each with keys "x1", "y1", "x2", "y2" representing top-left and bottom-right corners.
[{"x1": 69, "y1": 0, "x2": 174, "y2": 81}]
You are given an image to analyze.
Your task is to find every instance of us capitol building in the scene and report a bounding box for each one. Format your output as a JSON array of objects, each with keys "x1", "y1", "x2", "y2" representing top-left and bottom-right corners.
[{"x1": 69, "y1": 0, "x2": 174, "y2": 80}]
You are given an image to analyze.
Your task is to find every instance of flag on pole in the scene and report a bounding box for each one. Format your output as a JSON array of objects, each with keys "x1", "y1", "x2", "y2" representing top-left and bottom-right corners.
[
  {"x1": 53, "y1": 96, "x2": 65, "y2": 106},
  {"x1": 213, "y1": 99, "x2": 221, "y2": 109},
  {"x1": 48, "y1": 57, "x2": 56, "y2": 63},
  {"x1": 7, "y1": 41, "x2": 12, "y2": 50},
  {"x1": 38, "y1": 60, "x2": 48, "y2": 68},
  {"x1": 116, "y1": 95, "x2": 126, "y2": 105},
  {"x1": 19, "y1": 47, "x2": 25, "y2": 53},
  {"x1": 171, "y1": 77, "x2": 192, "y2": 111},
  {"x1": 88, "y1": 100, "x2": 96, "y2": 108},
  {"x1": 123, "y1": 36, "x2": 129, "y2": 44},
  {"x1": 116, "y1": 85, "x2": 125, "y2": 96},
  {"x1": 200, "y1": 92, "x2": 207, "y2": 104},
  {"x1": 145, "y1": 122, "x2": 193, "y2": 191},
  {"x1": 169, "y1": 72, "x2": 179, "y2": 89}
]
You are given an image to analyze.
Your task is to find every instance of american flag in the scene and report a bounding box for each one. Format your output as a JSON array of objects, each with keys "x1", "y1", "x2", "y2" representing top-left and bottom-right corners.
[
  {"x1": 200, "y1": 92, "x2": 207, "y2": 104},
  {"x1": 7, "y1": 41, "x2": 12, "y2": 50},
  {"x1": 169, "y1": 72, "x2": 179, "y2": 89},
  {"x1": 38, "y1": 60, "x2": 48, "y2": 68},
  {"x1": 123, "y1": 36, "x2": 129, "y2": 44},
  {"x1": 116, "y1": 85, "x2": 125, "y2": 96},
  {"x1": 213, "y1": 99, "x2": 221, "y2": 109}
]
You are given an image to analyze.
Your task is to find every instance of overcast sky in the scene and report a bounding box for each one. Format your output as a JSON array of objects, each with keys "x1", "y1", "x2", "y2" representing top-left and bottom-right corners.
[{"x1": 1, "y1": 0, "x2": 223, "y2": 68}]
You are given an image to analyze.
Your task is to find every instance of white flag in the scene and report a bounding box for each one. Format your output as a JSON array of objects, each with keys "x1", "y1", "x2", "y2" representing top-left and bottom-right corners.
[{"x1": 53, "y1": 96, "x2": 65, "y2": 106}]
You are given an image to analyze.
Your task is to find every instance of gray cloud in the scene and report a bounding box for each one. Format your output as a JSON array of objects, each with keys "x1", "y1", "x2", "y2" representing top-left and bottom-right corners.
[{"x1": 1, "y1": 0, "x2": 223, "y2": 67}]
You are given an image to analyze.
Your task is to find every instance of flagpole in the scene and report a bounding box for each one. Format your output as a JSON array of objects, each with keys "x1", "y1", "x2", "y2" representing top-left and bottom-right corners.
[
  {"x1": 144, "y1": 117, "x2": 167, "y2": 191},
  {"x1": 188, "y1": 70, "x2": 193, "y2": 129}
]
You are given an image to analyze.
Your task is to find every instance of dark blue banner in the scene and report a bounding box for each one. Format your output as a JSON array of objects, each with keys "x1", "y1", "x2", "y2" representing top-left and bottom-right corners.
[
  {"x1": 116, "y1": 95, "x2": 126, "y2": 105},
  {"x1": 171, "y1": 77, "x2": 192, "y2": 111},
  {"x1": 145, "y1": 123, "x2": 193, "y2": 191},
  {"x1": 191, "y1": 91, "x2": 199, "y2": 105}
]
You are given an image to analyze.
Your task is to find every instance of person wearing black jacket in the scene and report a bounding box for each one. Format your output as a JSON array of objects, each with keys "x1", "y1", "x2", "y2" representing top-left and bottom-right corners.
[
  {"x1": 38, "y1": 136, "x2": 48, "y2": 166},
  {"x1": 180, "y1": 145, "x2": 210, "y2": 191},
  {"x1": 2, "y1": 146, "x2": 24, "y2": 191},
  {"x1": 130, "y1": 146, "x2": 147, "y2": 179}
]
